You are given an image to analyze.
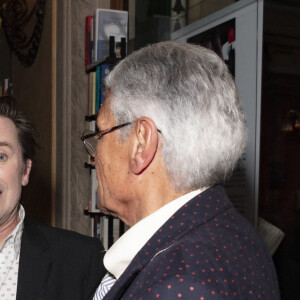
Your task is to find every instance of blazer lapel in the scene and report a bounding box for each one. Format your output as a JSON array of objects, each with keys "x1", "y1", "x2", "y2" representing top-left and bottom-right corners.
[{"x1": 16, "y1": 219, "x2": 52, "y2": 300}]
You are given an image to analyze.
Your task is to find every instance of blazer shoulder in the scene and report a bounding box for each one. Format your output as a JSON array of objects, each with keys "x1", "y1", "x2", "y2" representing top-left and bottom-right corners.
[{"x1": 23, "y1": 218, "x2": 104, "y2": 252}]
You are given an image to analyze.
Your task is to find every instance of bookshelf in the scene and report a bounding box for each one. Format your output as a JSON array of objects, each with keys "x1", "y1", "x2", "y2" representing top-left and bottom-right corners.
[{"x1": 83, "y1": 9, "x2": 129, "y2": 249}]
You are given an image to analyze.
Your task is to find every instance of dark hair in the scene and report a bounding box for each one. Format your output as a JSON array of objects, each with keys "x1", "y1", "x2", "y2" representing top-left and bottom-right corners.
[{"x1": 0, "y1": 96, "x2": 39, "y2": 163}]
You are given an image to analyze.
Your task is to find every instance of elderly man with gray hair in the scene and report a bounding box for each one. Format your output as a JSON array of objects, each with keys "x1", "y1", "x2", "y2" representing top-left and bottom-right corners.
[{"x1": 81, "y1": 41, "x2": 280, "y2": 299}]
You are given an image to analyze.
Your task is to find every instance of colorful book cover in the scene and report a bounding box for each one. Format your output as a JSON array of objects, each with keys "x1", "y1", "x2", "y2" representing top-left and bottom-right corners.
[{"x1": 94, "y1": 9, "x2": 128, "y2": 62}]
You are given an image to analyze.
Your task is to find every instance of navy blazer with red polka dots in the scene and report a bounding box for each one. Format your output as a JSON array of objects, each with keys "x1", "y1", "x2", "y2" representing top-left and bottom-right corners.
[{"x1": 104, "y1": 185, "x2": 280, "y2": 299}]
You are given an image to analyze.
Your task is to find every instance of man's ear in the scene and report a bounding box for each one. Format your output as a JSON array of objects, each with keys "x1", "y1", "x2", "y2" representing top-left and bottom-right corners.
[
  {"x1": 130, "y1": 117, "x2": 159, "y2": 175},
  {"x1": 22, "y1": 159, "x2": 32, "y2": 186}
]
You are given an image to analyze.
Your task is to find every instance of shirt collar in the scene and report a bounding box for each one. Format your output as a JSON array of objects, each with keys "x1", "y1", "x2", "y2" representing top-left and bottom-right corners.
[{"x1": 104, "y1": 188, "x2": 208, "y2": 279}]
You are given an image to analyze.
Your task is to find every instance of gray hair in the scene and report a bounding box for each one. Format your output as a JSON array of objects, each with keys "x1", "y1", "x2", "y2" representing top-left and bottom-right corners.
[{"x1": 105, "y1": 41, "x2": 247, "y2": 192}]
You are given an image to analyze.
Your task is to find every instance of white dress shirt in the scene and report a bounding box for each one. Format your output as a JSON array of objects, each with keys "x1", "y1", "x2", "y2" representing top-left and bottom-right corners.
[{"x1": 0, "y1": 205, "x2": 25, "y2": 299}]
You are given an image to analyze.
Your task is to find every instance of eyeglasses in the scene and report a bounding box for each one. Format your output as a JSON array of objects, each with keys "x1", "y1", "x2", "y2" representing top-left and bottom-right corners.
[{"x1": 81, "y1": 122, "x2": 132, "y2": 157}]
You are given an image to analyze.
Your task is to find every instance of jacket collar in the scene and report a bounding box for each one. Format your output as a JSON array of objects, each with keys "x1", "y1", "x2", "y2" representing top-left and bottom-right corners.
[{"x1": 16, "y1": 219, "x2": 52, "y2": 300}]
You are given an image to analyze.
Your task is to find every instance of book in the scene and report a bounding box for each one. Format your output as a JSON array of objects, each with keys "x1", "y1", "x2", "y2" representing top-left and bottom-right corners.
[
  {"x1": 113, "y1": 218, "x2": 121, "y2": 243},
  {"x1": 91, "y1": 71, "x2": 96, "y2": 117},
  {"x1": 90, "y1": 169, "x2": 100, "y2": 213},
  {"x1": 100, "y1": 216, "x2": 109, "y2": 250},
  {"x1": 85, "y1": 15, "x2": 93, "y2": 66},
  {"x1": 94, "y1": 9, "x2": 128, "y2": 62},
  {"x1": 95, "y1": 65, "x2": 101, "y2": 112},
  {"x1": 84, "y1": 11, "x2": 129, "y2": 243},
  {"x1": 3, "y1": 78, "x2": 12, "y2": 96},
  {"x1": 108, "y1": 216, "x2": 114, "y2": 247},
  {"x1": 88, "y1": 72, "x2": 94, "y2": 116}
]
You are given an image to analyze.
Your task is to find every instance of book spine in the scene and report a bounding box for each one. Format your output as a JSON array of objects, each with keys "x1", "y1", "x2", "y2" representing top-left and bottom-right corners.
[
  {"x1": 85, "y1": 16, "x2": 91, "y2": 66},
  {"x1": 92, "y1": 71, "x2": 96, "y2": 117},
  {"x1": 108, "y1": 216, "x2": 114, "y2": 248},
  {"x1": 120, "y1": 37, "x2": 127, "y2": 58},
  {"x1": 90, "y1": 17, "x2": 94, "y2": 64},
  {"x1": 88, "y1": 72, "x2": 94, "y2": 115},
  {"x1": 4, "y1": 78, "x2": 9, "y2": 96},
  {"x1": 93, "y1": 10, "x2": 99, "y2": 62},
  {"x1": 113, "y1": 218, "x2": 120, "y2": 243},
  {"x1": 90, "y1": 169, "x2": 100, "y2": 213},
  {"x1": 101, "y1": 216, "x2": 109, "y2": 250},
  {"x1": 95, "y1": 65, "x2": 101, "y2": 112}
]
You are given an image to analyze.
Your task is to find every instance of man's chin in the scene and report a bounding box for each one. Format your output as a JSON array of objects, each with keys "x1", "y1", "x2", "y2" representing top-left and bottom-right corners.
[{"x1": 97, "y1": 205, "x2": 116, "y2": 217}]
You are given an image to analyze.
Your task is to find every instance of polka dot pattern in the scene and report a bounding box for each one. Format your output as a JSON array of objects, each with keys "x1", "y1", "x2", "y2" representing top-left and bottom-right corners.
[{"x1": 105, "y1": 185, "x2": 280, "y2": 299}]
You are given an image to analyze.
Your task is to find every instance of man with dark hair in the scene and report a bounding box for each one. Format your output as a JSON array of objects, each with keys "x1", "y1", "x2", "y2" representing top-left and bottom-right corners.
[
  {"x1": 0, "y1": 96, "x2": 106, "y2": 299},
  {"x1": 83, "y1": 41, "x2": 280, "y2": 299}
]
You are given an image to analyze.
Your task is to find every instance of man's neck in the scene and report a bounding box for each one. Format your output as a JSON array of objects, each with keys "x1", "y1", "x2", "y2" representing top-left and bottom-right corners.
[{"x1": 122, "y1": 177, "x2": 189, "y2": 227}]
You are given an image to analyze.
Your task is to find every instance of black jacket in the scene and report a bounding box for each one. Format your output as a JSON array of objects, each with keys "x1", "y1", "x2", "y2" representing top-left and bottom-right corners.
[{"x1": 16, "y1": 219, "x2": 106, "y2": 300}]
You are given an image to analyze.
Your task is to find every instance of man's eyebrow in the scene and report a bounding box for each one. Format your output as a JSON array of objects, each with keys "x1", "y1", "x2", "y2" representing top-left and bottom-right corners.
[{"x1": 0, "y1": 141, "x2": 13, "y2": 150}]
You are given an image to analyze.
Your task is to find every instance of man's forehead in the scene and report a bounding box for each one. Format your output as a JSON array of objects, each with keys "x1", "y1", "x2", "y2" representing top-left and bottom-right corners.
[
  {"x1": 0, "y1": 116, "x2": 18, "y2": 136},
  {"x1": 0, "y1": 117, "x2": 19, "y2": 150}
]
